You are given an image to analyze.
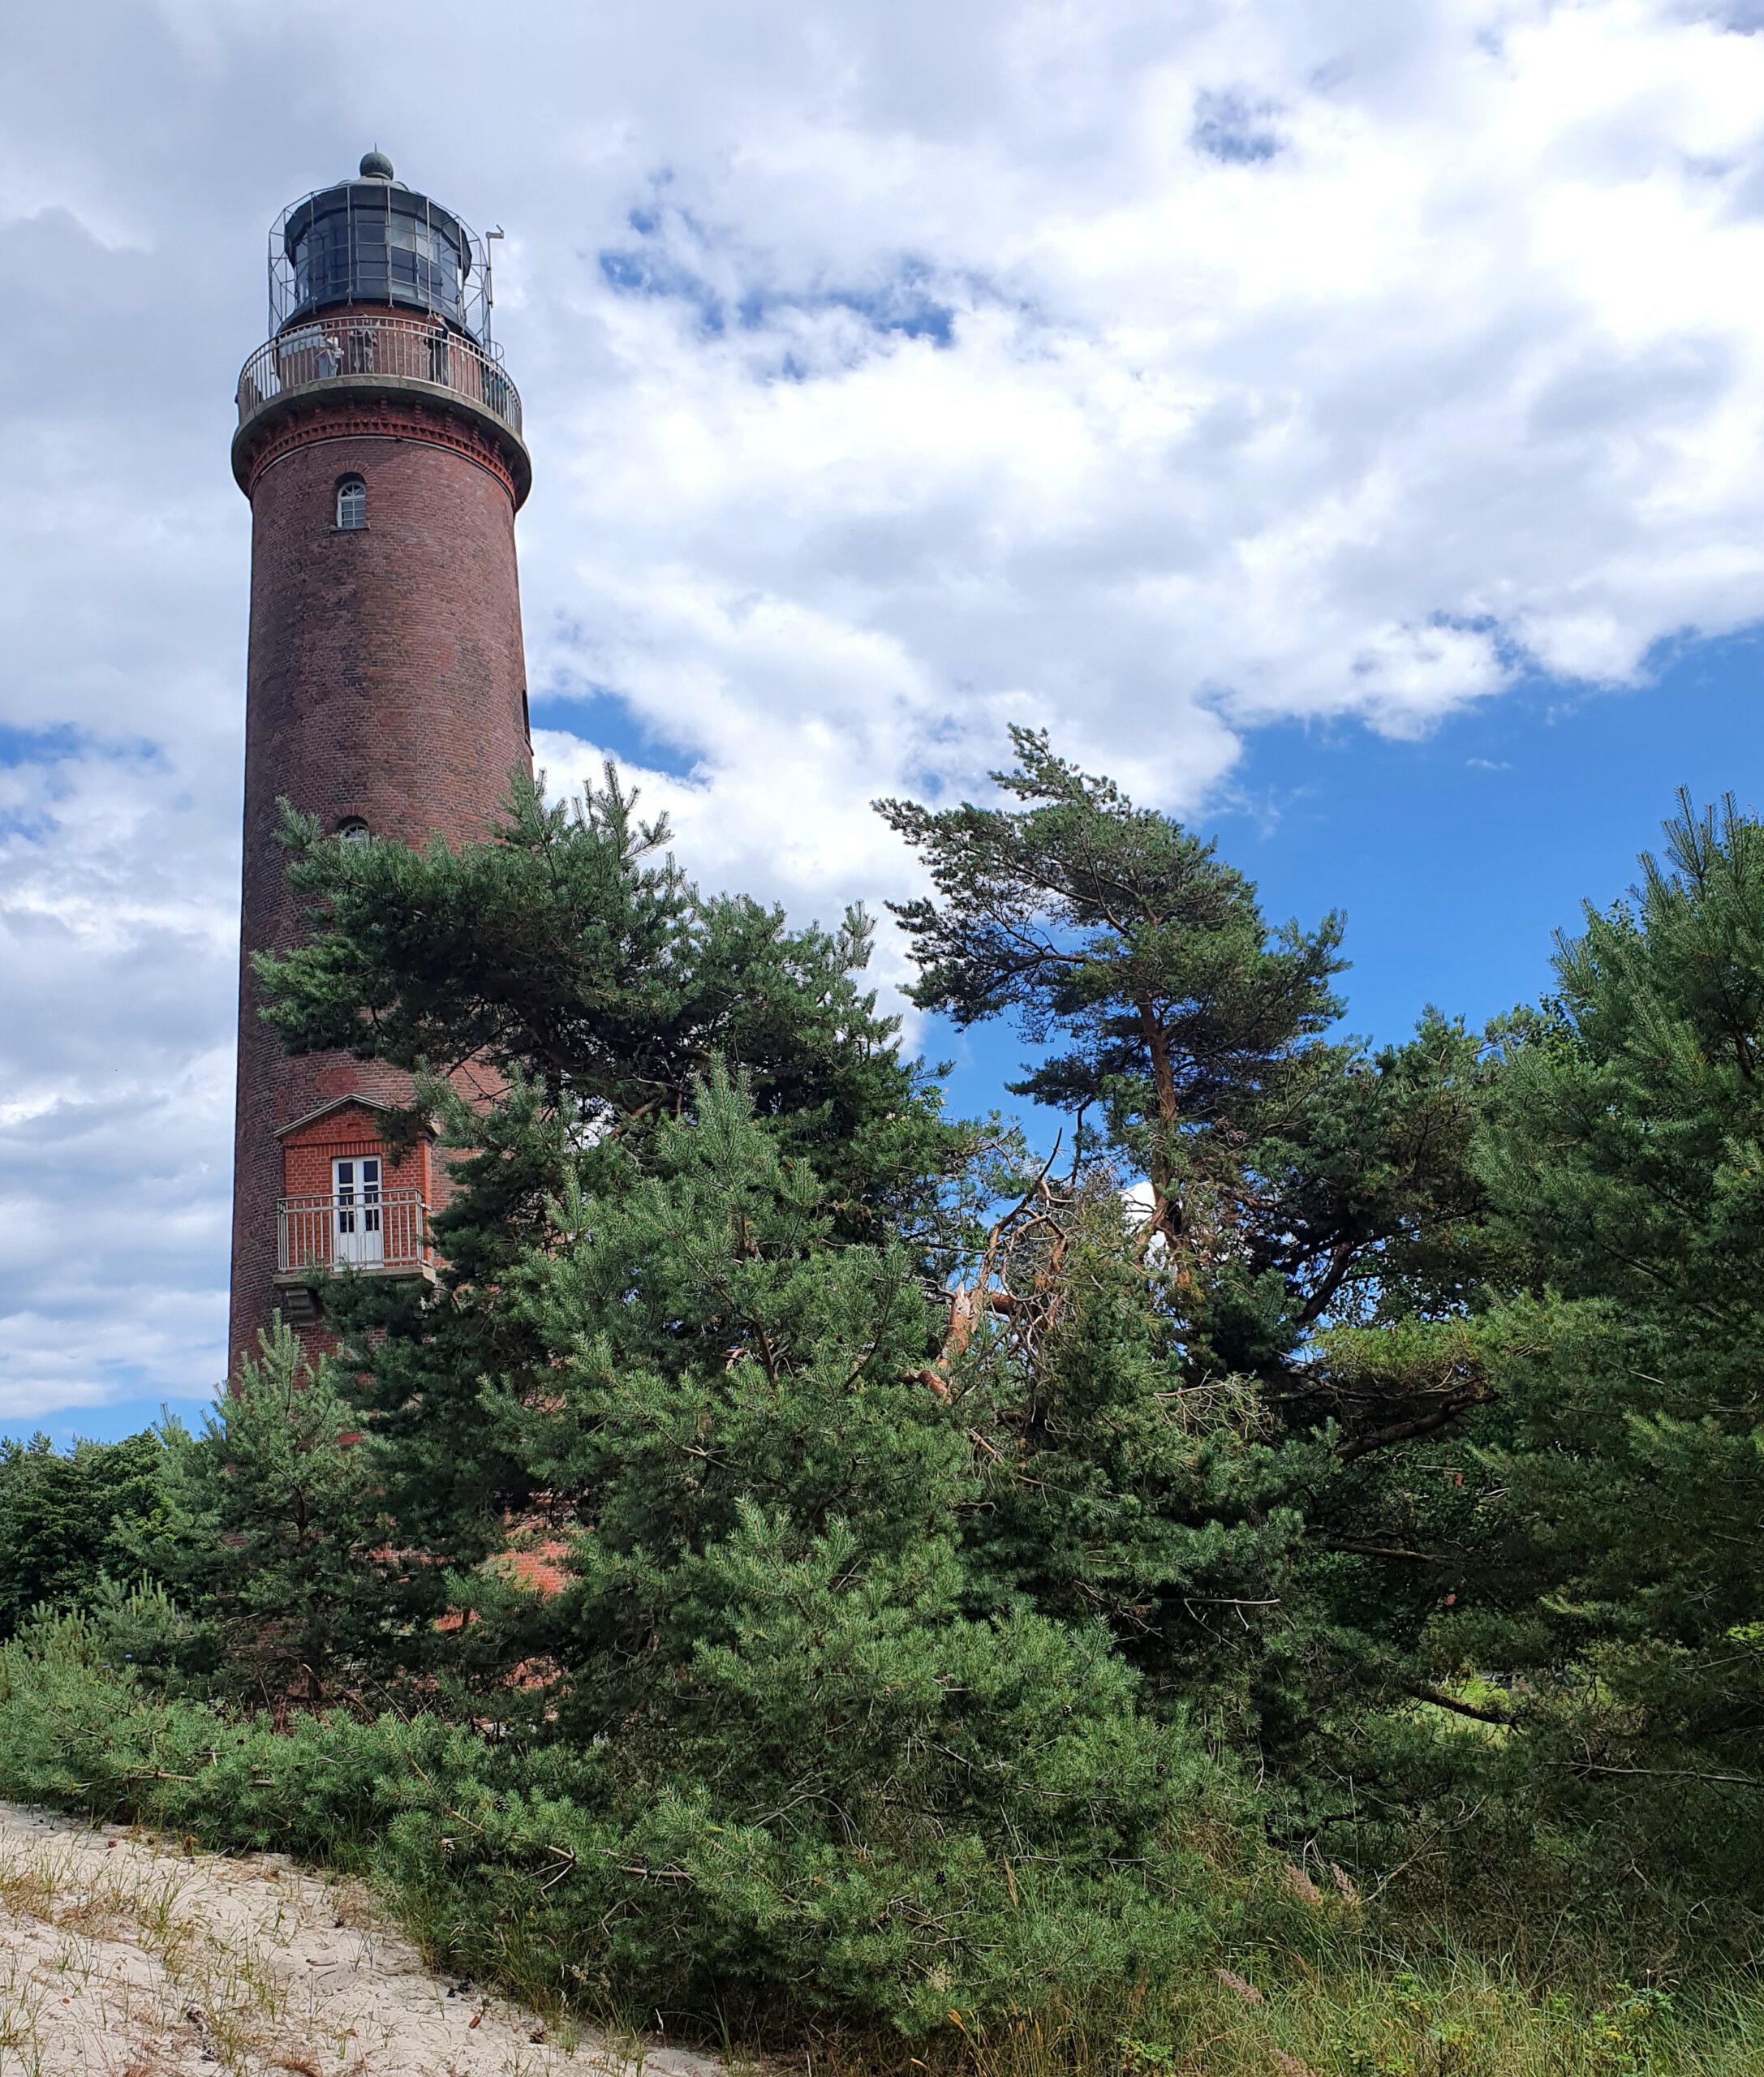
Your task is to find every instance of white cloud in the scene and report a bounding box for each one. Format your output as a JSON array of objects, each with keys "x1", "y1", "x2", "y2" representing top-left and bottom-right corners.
[{"x1": 6, "y1": 0, "x2": 1764, "y2": 1413}]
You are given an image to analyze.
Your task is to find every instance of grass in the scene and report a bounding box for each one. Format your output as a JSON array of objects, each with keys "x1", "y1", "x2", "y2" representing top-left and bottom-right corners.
[
  {"x1": 332, "y1": 1815, "x2": 1764, "y2": 2075},
  {"x1": 777, "y1": 1958, "x2": 1764, "y2": 2077},
  {"x1": 0, "y1": 1824, "x2": 315, "y2": 2075},
  {"x1": 372, "y1": 1854, "x2": 1764, "y2": 2077}
]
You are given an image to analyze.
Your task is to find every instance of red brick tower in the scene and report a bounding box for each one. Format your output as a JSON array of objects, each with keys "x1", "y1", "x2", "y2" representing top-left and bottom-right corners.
[{"x1": 227, "y1": 153, "x2": 532, "y2": 1370}]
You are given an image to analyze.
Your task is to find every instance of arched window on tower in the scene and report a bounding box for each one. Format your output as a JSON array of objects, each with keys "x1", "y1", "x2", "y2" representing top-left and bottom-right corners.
[
  {"x1": 335, "y1": 475, "x2": 367, "y2": 531},
  {"x1": 336, "y1": 817, "x2": 370, "y2": 845}
]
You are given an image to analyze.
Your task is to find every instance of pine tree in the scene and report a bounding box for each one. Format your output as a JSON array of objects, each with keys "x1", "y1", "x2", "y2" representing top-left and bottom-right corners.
[
  {"x1": 424, "y1": 1068, "x2": 1249, "y2": 2027},
  {"x1": 252, "y1": 768, "x2": 977, "y2": 1577},
  {"x1": 876, "y1": 734, "x2": 1511, "y2": 1800},
  {"x1": 957, "y1": 1189, "x2": 1307, "y2": 1730},
  {"x1": 879, "y1": 728, "x2": 1348, "y2": 1253},
  {"x1": 134, "y1": 1322, "x2": 396, "y2": 1708},
  {"x1": 260, "y1": 767, "x2": 963, "y2": 1238},
  {"x1": 245, "y1": 738, "x2": 1505, "y2": 1916},
  {"x1": 1443, "y1": 793, "x2": 1764, "y2": 1808},
  {"x1": 879, "y1": 732, "x2": 1497, "y2": 1450},
  {"x1": 0, "y1": 1431, "x2": 165, "y2": 1637}
]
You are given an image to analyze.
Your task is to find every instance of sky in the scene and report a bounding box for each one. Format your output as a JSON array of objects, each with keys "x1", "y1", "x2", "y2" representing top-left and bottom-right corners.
[{"x1": 5, "y1": 0, "x2": 1764, "y2": 1441}]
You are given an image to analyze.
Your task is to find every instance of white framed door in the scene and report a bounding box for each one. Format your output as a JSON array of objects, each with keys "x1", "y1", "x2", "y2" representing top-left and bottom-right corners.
[{"x1": 332, "y1": 1155, "x2": 383, "y2": 1266}]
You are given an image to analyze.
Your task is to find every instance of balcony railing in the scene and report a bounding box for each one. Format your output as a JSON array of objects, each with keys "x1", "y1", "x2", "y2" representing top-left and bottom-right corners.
[
  {"x1": 235, "y1": 314, "x2": 522, "y2": 439},
  {"x1": 277, "y1": 1189, "x2": 429, "y2": 1277}
]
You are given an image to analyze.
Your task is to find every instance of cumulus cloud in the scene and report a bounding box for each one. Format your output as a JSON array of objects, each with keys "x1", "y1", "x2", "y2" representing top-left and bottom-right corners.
[{"x1": 5, "y1": 0, "x2": 1764, "y2": 1416}]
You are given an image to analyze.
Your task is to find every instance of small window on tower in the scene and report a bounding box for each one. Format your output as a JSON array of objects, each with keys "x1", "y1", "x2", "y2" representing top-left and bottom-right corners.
[
  {"x1": 335, "y1": 475, "x2": 367, "y2": 530},
  {"x1": 337, "y1": 817, "x2": 370, "y2": 845}
]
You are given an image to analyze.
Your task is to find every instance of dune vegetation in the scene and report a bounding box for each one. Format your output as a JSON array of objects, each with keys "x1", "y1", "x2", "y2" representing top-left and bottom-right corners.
[{"x1": 3, "y1": 736, "x2": 1761, "y2": 2072}]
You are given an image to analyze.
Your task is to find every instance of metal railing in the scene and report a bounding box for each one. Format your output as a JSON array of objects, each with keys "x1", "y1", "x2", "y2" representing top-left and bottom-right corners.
[
  {"x1": 236, "y1": 314, "x2": 521, "y2": 437},
  {"x1": 277, "y1": 1189, "x2": 428, "y2": 1275}
]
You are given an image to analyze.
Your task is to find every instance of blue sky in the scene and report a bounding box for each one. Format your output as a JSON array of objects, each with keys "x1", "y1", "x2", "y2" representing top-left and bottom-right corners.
[
  {"x1": 937, "y1": 664, "x2": 1764, "y2": 1145},
  {"x1": 1213, "y1": 664, "x2": 1764, "y2": 1043},
  {"x1": 10, "y1": 0, "x2": 1764, "y2": 1443}
]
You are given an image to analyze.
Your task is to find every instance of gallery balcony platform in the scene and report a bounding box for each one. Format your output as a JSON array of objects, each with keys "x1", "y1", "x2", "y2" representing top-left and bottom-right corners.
[
  {"x1": 231, "y1": 312, "x2": 530, "y2": 504},
  {"x1": 273, "y1": 1189, "x2": 438, "y2": 1327}
]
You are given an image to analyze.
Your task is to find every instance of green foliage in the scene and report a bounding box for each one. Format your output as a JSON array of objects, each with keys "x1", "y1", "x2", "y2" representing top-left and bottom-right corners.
[
  {"x1": 0, "y1": 1606, "x2": 1259, "y2": 2036},
  {"x1": 0, "y1": 1428, "x2": 165, "y2": 1636},
  {"x1": 16, "y1": 750, "x2": 1764, "y2": 2053},
  {"x1": 253, "y1": 764, "x2": 979, "y2": 1581},
  {"x1": 879, "y1": 726, "x2": 1347, "y2": 1245},
  {"x1": 259, "y1": 766, "x2": 966, "y2": 1238},
  {"x1": 429, "y1": 1067, "x2": 1254, "y2": 2028},
  {"x1": 1479, "y1": 793, "x2": 1762, "y2": 1686},
  {"x1": 880, "y1": 730, "x2": 1499, "y2": 1447},
  {"x1": 959, "y1": 1197, "x2": 1307, "y2": 1722},
  {"x1": 4, "y1": 1629, "x2": 1762, "y2": 2071},
  {"x1": 127, "y1": 1322, "x2": 399, "y2": 1707},
  {"x1": 880, "y1": 735, "x2": 1505, "y2": 1794},
  {"x1": 1435, "y1": 793, "x2": 1764, "y2": 1835}
]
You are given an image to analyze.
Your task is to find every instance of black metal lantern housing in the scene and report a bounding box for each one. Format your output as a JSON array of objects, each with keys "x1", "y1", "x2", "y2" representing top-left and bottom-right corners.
[{"x1": 268, "y1": 154, "x2": 493, "y2": 341}]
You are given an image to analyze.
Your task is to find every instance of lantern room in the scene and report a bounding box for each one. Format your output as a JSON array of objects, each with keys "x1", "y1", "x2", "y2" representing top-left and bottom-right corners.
[{"x1": 268, "y1": 152, "x2": 495, "y2": 341}]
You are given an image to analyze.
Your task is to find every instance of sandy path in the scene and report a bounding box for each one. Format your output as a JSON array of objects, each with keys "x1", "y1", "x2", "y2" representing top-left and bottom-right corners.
[{"x1": 0, "y1": 1803, "x2": 724, "y2": 2077}]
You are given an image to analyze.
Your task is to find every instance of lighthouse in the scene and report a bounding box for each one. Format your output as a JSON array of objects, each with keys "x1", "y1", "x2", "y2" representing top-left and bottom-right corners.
[{"x1": 226, "y1": 153, "x2": 532, "y2": 1369}]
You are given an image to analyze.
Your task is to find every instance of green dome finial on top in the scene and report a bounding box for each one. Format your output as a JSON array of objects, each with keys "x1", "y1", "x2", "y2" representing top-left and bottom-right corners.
[{"x1": 359, "y1": 148, "x2": 394, "y2": 180}]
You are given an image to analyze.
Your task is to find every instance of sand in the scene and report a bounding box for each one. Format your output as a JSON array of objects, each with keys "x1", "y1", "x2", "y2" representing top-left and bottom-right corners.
[{"x1": 0, "y1": 1802, "x2": 725, "y2": 2077}]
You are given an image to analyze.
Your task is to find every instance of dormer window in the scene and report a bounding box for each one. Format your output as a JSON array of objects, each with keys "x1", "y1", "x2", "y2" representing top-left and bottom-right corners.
[{"x1": 335, "y1": 475, "x2": 367, "y2": 530}]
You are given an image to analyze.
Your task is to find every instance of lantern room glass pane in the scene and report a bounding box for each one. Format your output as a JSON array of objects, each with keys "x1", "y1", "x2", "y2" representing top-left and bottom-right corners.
[{"x1": 285, "y1": 184, "x2": 468, "y2": 327}]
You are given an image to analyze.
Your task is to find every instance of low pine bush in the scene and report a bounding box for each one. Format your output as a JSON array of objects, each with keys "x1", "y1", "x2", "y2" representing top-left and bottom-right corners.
[{"x1": 0, "y1": 1604, "x2": 1286, "y2": 2039}]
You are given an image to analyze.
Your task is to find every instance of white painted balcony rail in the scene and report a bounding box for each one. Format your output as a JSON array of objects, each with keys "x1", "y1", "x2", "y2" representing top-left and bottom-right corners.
[
  {"x1": 236, "y1": 315, "x2": 522, "y2": 437},
  {"x1": 278, "y1": 1189, "x2": 428, "y2": 1276}
]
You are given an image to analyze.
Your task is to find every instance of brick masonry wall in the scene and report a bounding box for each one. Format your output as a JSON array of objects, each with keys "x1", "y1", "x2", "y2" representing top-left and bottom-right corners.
[
  {"x1": 278, "y1": 1104, "x2": 431, "y2": 1202},
  {"x1": 228, "y1": 406, "x2": 532, "y2": 1370}
]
